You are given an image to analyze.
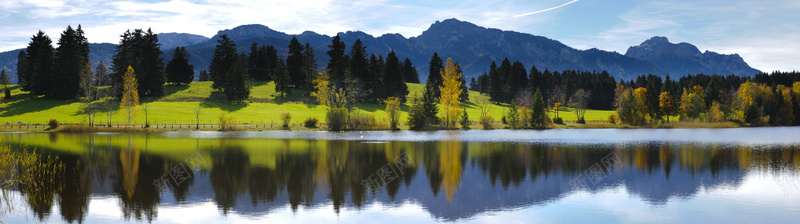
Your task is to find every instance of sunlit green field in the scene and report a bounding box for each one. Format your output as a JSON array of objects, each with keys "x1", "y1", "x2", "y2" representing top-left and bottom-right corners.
[{"x1": 0, "y1": 81, "x2": 613, "y2": 126}]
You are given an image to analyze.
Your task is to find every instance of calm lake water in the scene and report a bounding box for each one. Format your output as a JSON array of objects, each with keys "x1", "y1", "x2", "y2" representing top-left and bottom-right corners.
[{"x1": 2, "y1": 128, "x2": 800, "y2": 223}]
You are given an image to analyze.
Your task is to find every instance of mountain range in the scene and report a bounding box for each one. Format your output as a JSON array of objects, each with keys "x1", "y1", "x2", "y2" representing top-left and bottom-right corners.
[{"x1": 0, "y1": 18, "x2": 761, "y2": 84}]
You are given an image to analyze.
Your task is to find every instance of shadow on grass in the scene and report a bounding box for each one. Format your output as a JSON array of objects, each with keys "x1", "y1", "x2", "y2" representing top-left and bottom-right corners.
[
  {"x1": 200, "y1": 101, "x2": 248, "y2": 112},
  {"x1": 163, "y1": 84, "x2": 190, "y2": 96},
  {"x1": 0, "y1": 92, "x2": 75, "y2": 119}
]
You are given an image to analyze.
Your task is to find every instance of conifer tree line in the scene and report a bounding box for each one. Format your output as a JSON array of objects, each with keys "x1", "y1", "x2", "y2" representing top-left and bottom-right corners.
[
  {"x1": 469, "y1": 58, "x2": 617, "y2": 110},
  {"x1": 16, "y1": 26, "x2": 90, "y2": 99},
  {"x1": 207, "y1": 34, "x2": 420, "y2": 103}
]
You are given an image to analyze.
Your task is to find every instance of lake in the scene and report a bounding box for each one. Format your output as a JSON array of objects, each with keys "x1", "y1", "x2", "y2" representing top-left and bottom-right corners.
[{"x1": 1, "y1": 128, "x2": 800, "y2": 223}]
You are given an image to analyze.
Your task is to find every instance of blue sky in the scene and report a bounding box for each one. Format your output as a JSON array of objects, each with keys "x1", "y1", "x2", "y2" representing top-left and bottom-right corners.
[{"x1": 1, "y1": 0, "x2": 798, "y2": 72}]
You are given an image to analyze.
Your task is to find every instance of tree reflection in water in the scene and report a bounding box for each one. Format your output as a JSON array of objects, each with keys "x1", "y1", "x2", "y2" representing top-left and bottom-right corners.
[{"x1": 1, "y1": 132, "x2": 800, "y2": 222}]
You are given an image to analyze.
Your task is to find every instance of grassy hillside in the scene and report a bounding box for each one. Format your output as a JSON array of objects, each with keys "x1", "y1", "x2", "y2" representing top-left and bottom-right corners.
[{"x1": 0, "y1": 81, "x2": 614, "y2": 126}]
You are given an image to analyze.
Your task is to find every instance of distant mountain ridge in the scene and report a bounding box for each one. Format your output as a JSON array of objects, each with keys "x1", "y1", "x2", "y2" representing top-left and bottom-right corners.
[
  {"x1": 0, "y1": 18, "x2": 762, "y2": 84},
  {"x1": 625, "y1": 36, "x2": 760, "y2": 77}
]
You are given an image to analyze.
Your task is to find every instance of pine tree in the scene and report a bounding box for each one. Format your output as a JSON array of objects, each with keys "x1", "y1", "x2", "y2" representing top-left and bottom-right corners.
[
  {"x1": 54, "y1": 25, "x2": 88, "y2": 99},
  {"x1": 139, "y1": 29, "x2": 166, "y2": 97},
  {"x1": 224, "y1": 54, "x2": 250, "y2": 103},
  {"x1": 530, "y1": 88, "x2": 546, "y2": 128},
  {"x1": 248, "y1": 42, "x2": 270, "y2": 81},
  {"x1": 287, "y1": 36, "x2": 306, "y2": 88},
  {"x1": 274, "y1": 57, "x2": 291, "y2": 97},
  {"x1": 111, "y1": 28, "x2": 165, "y2": 97},
  {"x1": 421, "y1": 84, "x2": 440, "y2": 126},
  {"x1": 209, "y1": 34, "x2": 237, "y2": 91},
  {"x1": 25, "y1": 31, "x2": 55, "y2": 95},
  {"x1": 402, "y1": 58, "x2": 420, "y2": 84},
  {"x1": 349, "y1": 39, "x2": 369, "y2": 92},
  {"x1": 166, "y1": 47, "x2": 194, "y2": 85},
  {"x1": 426, "y1": 52, "x2": 443, "y2": 98},
  {"x1": 198, "y1": 70, "x2": 209, "y2": 82},
  {"x1": 16, "y1": 51, "x2": 27, "y2": 90},
  {"x1": 456, "y1": 62, "x2": 469, "y2": 102},
  {"x1": 488, "y1": 61, "x2": 502, "y2": 102},
  {"x1": 0, "y1": 70, "x2": 9, "y2": 99},
  {"x1": 302, "y1": 43, "x2": 317, "y2": 91},
  {"x1": 367, "y1": 53, "x2": 384, "y2": 100},
  {"x1": 95, "y1": 62, "x2": 109, "y2": 86},
  {"x1": 383, "y1": 51, "x2": 408, "y2": 101},
  {"x1": 326, "y1": 35, "x2": 347, "y2": 85}
]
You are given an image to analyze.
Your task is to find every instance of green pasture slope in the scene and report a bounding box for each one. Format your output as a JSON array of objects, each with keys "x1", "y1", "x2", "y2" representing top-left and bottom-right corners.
[{"x1": 0, "y1": 82, "x2": 614, "y2": 126}]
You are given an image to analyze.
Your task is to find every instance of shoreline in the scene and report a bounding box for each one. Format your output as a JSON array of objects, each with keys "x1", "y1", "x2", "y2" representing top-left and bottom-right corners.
[{"x1": 0, "y1": 121, "x2": 748, "y2": 133}]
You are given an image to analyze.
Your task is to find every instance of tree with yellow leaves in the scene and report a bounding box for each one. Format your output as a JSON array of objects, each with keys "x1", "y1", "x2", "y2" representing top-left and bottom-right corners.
[
  {"x1": 385, "y1": 97, "x2": 401, "y2": 130},
  {"x1": 120, "y1": 66, "x2": 139, "y2": 125},
  {"x1": 679, "y1": 85, "x2": 705, "y2": 120},
  {"x1": 659, "y1": 91, "x2": 676, "y2": 122},
  {"x1": 439, "y1": 57, "x2": 462, "y2": 128},
  {"x1": 313, "y1": 71, "x2": 331, "y2": 105}
]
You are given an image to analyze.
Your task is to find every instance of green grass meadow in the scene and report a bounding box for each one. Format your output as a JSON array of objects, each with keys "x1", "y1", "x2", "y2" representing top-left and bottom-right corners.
[{"x1": 0, "y1": 81, "x2": 614, "y2": 126}]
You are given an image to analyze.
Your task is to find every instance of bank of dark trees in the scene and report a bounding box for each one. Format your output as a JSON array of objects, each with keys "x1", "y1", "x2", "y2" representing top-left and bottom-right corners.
[
  {"x1": 469, "y1": 58, "x2": 617, "y2": 110},
  {"x1": 16, "y1": 26, "x2": 90, "y2": 99}
]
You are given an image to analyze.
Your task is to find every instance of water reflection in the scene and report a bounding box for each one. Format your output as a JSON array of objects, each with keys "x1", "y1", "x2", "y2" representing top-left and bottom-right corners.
[{"x1": 0, "y1": 131, "x2": 799, "y2": 222}]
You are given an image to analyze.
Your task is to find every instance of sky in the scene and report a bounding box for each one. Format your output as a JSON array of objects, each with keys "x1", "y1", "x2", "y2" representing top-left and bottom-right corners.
[{"x1": 0, "y1": 0, "x2": 798, "y2": 72}]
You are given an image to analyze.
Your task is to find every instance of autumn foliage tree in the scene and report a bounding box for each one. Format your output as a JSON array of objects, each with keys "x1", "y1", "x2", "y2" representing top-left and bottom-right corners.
[
  {"x1": 439, "y1": 57, "x2": 462, "y2": 128},
  {"x1": 120, "y1": 66, "x2": 140, "y2": 125},
  {"x1": 659, "y1": 91, "x2": 676, "y2": 122},
  {"x1": 679, "y1": 85, "x2": 706, "y2": 120},
  {"x1": 385, "y1": 97, "x2": 401, "y2": 130}
]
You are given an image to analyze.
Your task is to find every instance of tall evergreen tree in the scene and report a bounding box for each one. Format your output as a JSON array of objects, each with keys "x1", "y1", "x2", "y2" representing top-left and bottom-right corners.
[
  {"x1": 208, "y1": 34, "x2": 237, "y2": 91},
  {"x1": 198, "y1": 70, "x2": 209, "y2": 82},
  {"x1": 456, "y1": 62, "x2": 469, "y2": 102},
  {"x1": 402, "y1": 58, "x2": 420, "y2": 84},
  {"x1": 96, "y1": 61, "x2": 109, "y2": 86},
  {"x1": 488, "y1": 60, "x2": 502, "y2": 102},
  {"x1": 274, "y1": 57, "x2": 291, "y2": 97},
  {"x1": 426, "y1": 52, "x2": 443, "y2": 98},
  {"x1": 287, "y1": 36, "x2": 306, "y2": 88},
  {"x1": 367, "y1": 53, "x2": 384, "y2": 99},
  {"x1": 54, "y1": 25, "x2": 88, "y2": 99},
  {"x1": 16, "y1": 51, "x2": 27, "y2": 89},
  {"x1": 139, "y1": 29, "x2": 166, "y2": 97},
  {"x1": 510, "y1": 61, "x2": 529, "y2": 96},
  {"x1": 166, "y1": 47, "x2": 194, "y2": 85},
  {"x1": 326, "y1": 35, "x2": 348, "y2": 85},
  {"x1": 224, "y1": 54, "x2": 250, "y2": 103},
  {"x1": 421, "y1": 84, "x2": 440, "y2": 125},
  {"x1": 531, "y1": 88, "x2": 546, "y2": 128},
  {"x1": 477, "y1": 72, "x2": 489, "y2": 94},
  {"x1": 247, "y1": 42, "x2": 270, "y2": 81},
  {"x1": 0, "y1": 70, "x2": 9, "y2": 95},
  {"x1": 528, "y1": 65, "x2": 542, "y2": 92},
  {"x1": 383, "y1": 51, "x2": 408, "y2": 101},
  {"x1": 302, "y1": 43, "x2": 317, "y2": 91},
  {"x1": 349, "y1": 39, "x2": 369, "y2": 88},
  {"x1": 111, "y1": 28, "x2": 165, "y2": 97},
  {"x1": 25, "y1": 31, "x2": 55, "y2": 95}
]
